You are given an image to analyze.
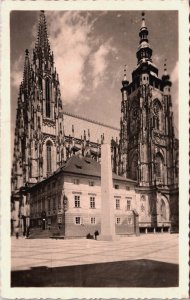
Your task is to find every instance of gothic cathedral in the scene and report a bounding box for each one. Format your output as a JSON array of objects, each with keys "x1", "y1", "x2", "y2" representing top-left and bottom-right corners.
[
  {"x1": 11, "y1": 11, "x2": 179, "y2": 235},
  {"x1": 119, "y1": 13, "x2": 178, "y2": 229}
]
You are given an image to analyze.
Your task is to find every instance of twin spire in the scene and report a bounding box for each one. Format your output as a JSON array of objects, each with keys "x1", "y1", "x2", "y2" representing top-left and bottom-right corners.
[{"x1": 35, "y1": 10, "x2": 50, "y2": 54}]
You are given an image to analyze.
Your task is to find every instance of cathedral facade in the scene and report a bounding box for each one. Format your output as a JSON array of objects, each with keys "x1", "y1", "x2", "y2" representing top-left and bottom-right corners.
[{"x1": 11, "y1": 11, "x2": 178, "y2": 237}]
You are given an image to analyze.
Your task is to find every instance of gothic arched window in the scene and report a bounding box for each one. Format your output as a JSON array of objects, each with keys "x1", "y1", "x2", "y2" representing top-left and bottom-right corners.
[
  {"x1": 155, "y1": 153, "x2": 164, "y2": 181},
  {"x1": 46, "y1": 141, "x2": 52, "y2": 176},
  {"x1": 45, "y1": 78, "x2": 51, "y2": 118},
  {"x1": 131, "y1": 153, "x2": 138, "y2": 180},
  {"x1": 152, "y1": 100, "x2": 162, "y2": 131},
  {"x1": 39, "y1": 77, "x2": 42, "y2": 93}
]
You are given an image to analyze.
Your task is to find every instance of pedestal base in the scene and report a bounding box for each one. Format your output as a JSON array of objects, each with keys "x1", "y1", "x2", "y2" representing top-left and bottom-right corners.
[{"x1": 97, "y1": 235, "x2": 120, "y2": 241}]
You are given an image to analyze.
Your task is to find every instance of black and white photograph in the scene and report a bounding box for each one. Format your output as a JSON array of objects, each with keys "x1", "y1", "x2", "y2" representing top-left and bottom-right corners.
[{"x1": 0, "y1": 0, "x2": 189, "y2": 299}]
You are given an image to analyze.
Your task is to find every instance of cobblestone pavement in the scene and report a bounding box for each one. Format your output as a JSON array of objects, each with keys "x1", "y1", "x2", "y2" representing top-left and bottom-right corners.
[{"x1": 11, "y1": 233, "x2": 178, "y2": 271}]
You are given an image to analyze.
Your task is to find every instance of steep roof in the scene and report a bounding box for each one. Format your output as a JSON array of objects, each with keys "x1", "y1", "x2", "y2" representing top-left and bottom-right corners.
[
  {"x1": 60, "y1": 154, "x2": 136, "y2": 184},
  {"x1": 28, "y1": 154, "x2": 136, "y2": 191}
]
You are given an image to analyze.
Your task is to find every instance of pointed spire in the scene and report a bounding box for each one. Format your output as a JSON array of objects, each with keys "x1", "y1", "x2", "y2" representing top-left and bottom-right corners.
[
  {"x1": 137, "y1": 11, "x2": 152, "y2": 65},
  {"x1": 22, "y1": 49, "x2": 31, "y2": 94},
  {"x1": 162, "y1": 58, "x2": 172, "y2": 87},
  {"x1": 88, "y1": 129, "x2": 90, "y2": 140},
  {"x1": 72, "y1": 124, "x2": 74, "y2": 135},
  {"x1": 35, "y1": 10, "x2": 50, "y2": 55}
]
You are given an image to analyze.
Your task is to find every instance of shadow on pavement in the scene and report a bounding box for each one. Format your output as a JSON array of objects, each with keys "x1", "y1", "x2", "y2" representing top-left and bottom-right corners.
[{"x1": 11, "y1": 259, "x2": 179, "y2": 287}]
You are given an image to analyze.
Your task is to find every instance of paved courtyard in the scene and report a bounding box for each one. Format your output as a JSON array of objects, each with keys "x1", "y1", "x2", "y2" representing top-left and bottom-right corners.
[{"x1": 11, "y1": 233, "x2": 178, "y2": 287}]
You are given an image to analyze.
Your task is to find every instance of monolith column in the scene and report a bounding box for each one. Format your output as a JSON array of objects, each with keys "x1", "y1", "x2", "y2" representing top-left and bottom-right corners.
[{"x1": 98, "y1": 141, "x2": 117, "y2": 241}]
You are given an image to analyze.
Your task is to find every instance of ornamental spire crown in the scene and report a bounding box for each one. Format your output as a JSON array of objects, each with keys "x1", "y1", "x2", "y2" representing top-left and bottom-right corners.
[
  {"x1": 35, "y1": 10, "x2": 50, "y2": 56},
  {"x1": 136, "y1": 12, "x2": 153, "y2": 65}
]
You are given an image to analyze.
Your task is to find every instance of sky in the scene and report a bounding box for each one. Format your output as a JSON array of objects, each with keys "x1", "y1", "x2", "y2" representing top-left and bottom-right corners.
[{"x1": 10, "y1": 10, "x2": 178, "y2": 146}]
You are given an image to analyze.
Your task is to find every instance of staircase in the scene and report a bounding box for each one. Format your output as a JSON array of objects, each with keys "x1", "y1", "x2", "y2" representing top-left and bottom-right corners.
[{"x1": 29, "y1": 227, "x2": 65, "y2": 239}]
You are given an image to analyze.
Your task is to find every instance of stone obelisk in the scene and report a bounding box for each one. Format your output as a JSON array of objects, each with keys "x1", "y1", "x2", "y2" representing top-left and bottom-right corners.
[{"x1": 98, "y1": 140, "x2": 117, "y2": 241}]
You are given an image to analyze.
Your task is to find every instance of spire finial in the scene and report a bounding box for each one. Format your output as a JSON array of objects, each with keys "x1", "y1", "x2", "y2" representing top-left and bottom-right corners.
[
  {"x1": 141, "y1": 11, "x2": 146, "y2": 28},
  {"x1": 164, "y1": 58, "x2": 168, "y2": 75},
  {"x1": 123, "y1": 64, "x2": 127, "y2": 81},
  {"x1": 72, "y1": 124, "x2": 74, "y2": 135}
]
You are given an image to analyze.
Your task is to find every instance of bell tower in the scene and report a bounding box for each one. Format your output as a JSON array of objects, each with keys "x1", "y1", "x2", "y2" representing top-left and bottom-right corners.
[{"x1": 119, "y1": 12, "x2": 179, "y2": 231}]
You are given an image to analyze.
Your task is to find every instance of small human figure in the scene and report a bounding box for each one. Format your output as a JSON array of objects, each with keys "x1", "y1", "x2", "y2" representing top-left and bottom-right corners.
[
  {"x1": 26, "y1": 226, "x2": 30, "y2": 238},
  {"x1": 94, "y1": 230, "x2": 99, "y2": 240}
]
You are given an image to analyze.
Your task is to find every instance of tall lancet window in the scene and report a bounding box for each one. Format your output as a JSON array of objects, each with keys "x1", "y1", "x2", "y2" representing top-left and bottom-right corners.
[
  {"x1": 155, "y1": 153, "x2": 163, "y2": 181},
  {"x1": 46, "y1": 141, "x2": 52, "y2": 176},
  {"x1": 131, "y1": 153, "x2": 138, "y2": 181},
  {"x1": 39, "y1": 77, "x2": 42, "y2": 93},
  {"x1": 45, "y1": 78, "x2": 51, "y2": 118}
]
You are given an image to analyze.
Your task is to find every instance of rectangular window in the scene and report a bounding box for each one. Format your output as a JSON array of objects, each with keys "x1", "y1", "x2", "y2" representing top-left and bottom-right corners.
[
  {"x1": 90, "y1": 197, "x2": 95, "y2": 209},
  {"x1": 126, "y1": 186, "x2": 130, "y2": 191},
  {"x1": 116, "y1": 217, "x2": 121, "y2": 224},
  {"x1": 114, "y1": 184, "x2": 119, "y2": 189},
  {"x1": 75, "y1": 217, "x2": 81, "y2": 225},
  {"x1": 127, "y1": 200, "x2": 131, "y2": 211},
  {"x1": 74, "y1": 195, "x2": 80, "y2": 208},
  {"x1": 74, "y1": 178, "x2": 80, "y2": 185},
  {"x1": 91, "y1": 217, "x2": 96, "y2": 224},
  {"x1": 128, "y1": 217, "x2": 132, "y2": 225},
  {"x1": 58, "y1": 216, "x2": 62, "y2": 224},
  {"x1": 89, "y1": 181, "x2": 94, "y2": 186},
  {"x1": 116, "y1": 199, "x2": 120, "y2": 210}
]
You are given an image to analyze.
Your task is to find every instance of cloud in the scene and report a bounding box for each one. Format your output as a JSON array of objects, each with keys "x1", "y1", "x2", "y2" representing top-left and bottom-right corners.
[
  {"x1": 46, "y1": 11, "x2": 95, "y2": 104},
  {"x1": 90, "y1": 42, "x2": 117, "y2": 89},
  {"x1": 171, "y1": 61, "x2": 178, "y2": 82},
  {"x1": 45, "y1": 11, "x2": 117, "y2": 105},
  {"x1": 11, "y1": 55, "x2": 23, "y2": 88}
]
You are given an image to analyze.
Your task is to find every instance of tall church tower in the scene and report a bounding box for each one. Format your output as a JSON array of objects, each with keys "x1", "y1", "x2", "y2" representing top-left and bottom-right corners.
[
  {"x1": 119, "y1": 13, "x2": 179, "y2": 231},
  {"x1": 11, "y1": 11, "x2": 64, "y2": 193}
]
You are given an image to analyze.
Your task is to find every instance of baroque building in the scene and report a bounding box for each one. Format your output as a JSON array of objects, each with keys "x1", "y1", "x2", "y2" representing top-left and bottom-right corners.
[
  {"x1": 119, "y1": 13, "x2": 179, "y2": 230},
  {"x1": 29, "y1": 155, "x2": 140, "y2": 238},
  {"x1": 11, "y1": 11, "x2": 178, "y2": 237}
]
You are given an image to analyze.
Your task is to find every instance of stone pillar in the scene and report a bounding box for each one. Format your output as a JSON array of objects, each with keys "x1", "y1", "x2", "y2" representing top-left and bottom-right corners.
[
  {"x1": 98, "y1": 142, "x2": 118, "y2": 241},
  {"x1": 145, "y1": 228, "x2": 148, "y2": 234}
]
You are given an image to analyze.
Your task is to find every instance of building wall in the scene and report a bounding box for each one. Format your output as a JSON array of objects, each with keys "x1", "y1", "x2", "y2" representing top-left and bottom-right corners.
[{"x1": 29, "y1": 172, "x2": 141, "y2": 237}]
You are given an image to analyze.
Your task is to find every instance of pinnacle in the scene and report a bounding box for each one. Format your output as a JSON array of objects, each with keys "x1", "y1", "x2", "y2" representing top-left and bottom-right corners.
[{"x1": 35, "y1": 10, "x2": 50, "y2": 53}]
